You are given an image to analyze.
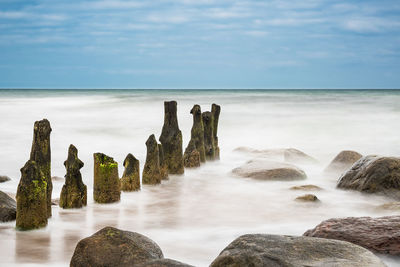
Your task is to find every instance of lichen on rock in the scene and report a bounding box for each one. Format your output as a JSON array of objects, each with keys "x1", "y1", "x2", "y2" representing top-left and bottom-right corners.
[
  {"x1": 120, "y1": 153, "x2": 140, "y2": 191},
  {"x1": 93, "y1": 153, "x2": 120, "y2": 203}
]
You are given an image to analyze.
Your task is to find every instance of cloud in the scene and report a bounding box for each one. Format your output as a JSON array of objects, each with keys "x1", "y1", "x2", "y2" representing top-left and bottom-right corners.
[{"x1": 342, "y1": 17, "x2": 400, "y2": 33}]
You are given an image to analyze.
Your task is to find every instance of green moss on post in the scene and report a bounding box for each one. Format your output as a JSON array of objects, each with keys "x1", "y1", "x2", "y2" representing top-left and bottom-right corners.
[
  {"x1": 120, "y1": 153, "x2": 140, "y2": 191},
  {"x1": 202, "y1": 111, "x2": 216, "y2": 160},
  {"x1": 159, "y1": 101, "x2": 184, "y2": 174},
  {"x1": 30, "y1": 119, "x2": 52, "y2": 218},
  {"x1": 93, "y1": 153, "x2": 120, "y2": 203},
  {"x1": 16, "y1": 160, "x2": 48, "y2": 230},
  {"x1": 142, "y1": 135, "x2": 162, "y2": 185},
  {"x1": 59, "y1": 145, "x2": 87, "y2": 209}
]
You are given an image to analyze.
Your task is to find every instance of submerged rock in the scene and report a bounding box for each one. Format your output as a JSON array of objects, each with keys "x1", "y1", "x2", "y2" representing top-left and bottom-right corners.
[
  {"x1": 183, "y1": 140, "x2": 201, "y2": 168},
  {"x1": 59, "y1": 145, "x2": 87, "y2": 209},
  {"x1": 16, "y1": 160, "x2": 47, "y2": 230},
  {"x1": 325, "y1": 150, "x2": 362, "y2": 174},
  {"x1": 211, "y1": 103, "x2": 221, "y2": 160},
  {"x1": 0, "y1": 190, "x2": 16, "y2": 222},
  {"x1": 70, "y1": 227, "x2": 163, "y2": 267},
  {"x1": 295, "y1": 194, "x2": 319, "y2": 202},
  {"x1": 232, "y1": 159, "x2": 307, "y2": 181},
  {"x1": 120, "y1": 154, "x2": 141, "y2": 191},
  {"x1": 202, "y1": 111, "x2": 216, "y2": 160},
  {"x1": 376, "y1": 202, "x2": 400, "y2": 211},
  {"x1": 234, "y1": 147, "x2": 315, "y2": 164},
  {"x1": 0, "y1": 175, "x2": 11, "y2": 183},
  {"x1": 185, "y1": 104, "x2": 206, "y2": 163},
  {"x1": 29, "y1": 119, "x2": 52, "y2": 218},
  {"x1": 337, "y1": 155, "x2": 400, "y2": 199},
  {"x1": 158, "y1": 144, "x2": 169, "y2": 180},
  {"x1": 284, "y1": 148, "x2": 317, "y2": 164},
  {"x1": 51, "y1": 176, "x2": 64, "y2": 182},
  {"x1": 143, "y1": 135, "x2": 162, "y2": 185},
  {"x1": 93, "y1": 153, "x2": 120, "y2": 203},
  {"x1": 304, "y1": 216, "x2": 400, "y2": 256},
  {"x1": 159, "y1": 101, "x2": 184, "y2": 175},
  {"x1": 290, "y1": 184, "x2": 322, "y2": 191},
  {"x1": 210, "y1": 234, "x2": 385, "y2": 267}
]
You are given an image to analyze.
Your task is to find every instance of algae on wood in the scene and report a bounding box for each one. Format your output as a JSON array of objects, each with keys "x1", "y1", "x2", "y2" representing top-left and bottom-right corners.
[{"x1": 93, "y1": 153, "x2": 120, "y2": 203}]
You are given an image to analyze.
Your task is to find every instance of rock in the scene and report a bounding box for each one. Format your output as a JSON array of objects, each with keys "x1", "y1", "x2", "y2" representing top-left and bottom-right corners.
[
  {"x1": 16, "y1": 160, "x2": 47, "y2": 230},
  {"x1": 120, "y1": 154, "x2": 141, "y2": 191},
  {"x1": 93, "y1": 153, "x2": 120, "y2": 203},
  {"x1": 0, "y1": 175, "x2": 11, "y2": 183},
  {"x1": 210, "y1": 234, "x2": 385, "y2": 267},
  {"x1": 142, "y1": 135, "x2": 162, "y2": 185},
  {"x1": 159, "y1": 101, "x2": 184, "y2": 175},
  {"x1": 0, "y1": 190, "x2": 16, "y2": 222},
  {"x1": 337, "y1": 155, "x2": 400, "y2": 199},
  {"x1": 232, "y1": 160, "x2": 307, "y2": 181},
  {"x1": 183, "y1": 140, "x2": 201, "y2": 168},
  {"x1": 51, "y1": 198, "x2": 59, "y2": 206},
  {"x1": 295, "y1": 194, "x2": 319, "y2": 202},
  {"x1": 70, "y1": 226, "x2": 163, "y2": 267},
  {"x1": 211, "y1": 103, "x2": 221, "y2": 160},
  {"x1": 376, "y1": 202, "x2": 400, "y2": 211},
  {"x1": 59, "y1": 145, "x2": 87, "y2": 209},
  {"x1": 202, "y1": 111, "x2": 216, "y2": 160},
  {"x1": 185, "y1": 104, "x2": 206, "y2": 163},
  {"x1": 51, "y1": 176, "x2": 64, "y2": 182},
  {"x1": 290, "y1": 184, "x2": 322, "y2": 191},
  {"x1": 135, "y1": 259, "x2": 194, "y2": 267},
  {"x1": 284, "y1": 148, "x2": 317, "y2": 164},
  {"x1": 304, "y1": 216, "x2": 400, "y2": 256},
  {"x1": 158, "y1": 144, "x2": 169, "y2": 180},
  {"x1": 325, "y1": 150, "x2": 363, "y2": 174},
  {"x1": 29, "y1": 119, "x2": 52, "y2": 218}
]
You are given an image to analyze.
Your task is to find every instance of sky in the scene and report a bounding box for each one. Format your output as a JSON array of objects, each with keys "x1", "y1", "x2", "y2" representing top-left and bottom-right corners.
[{"x1": 0, "y1": 0, "x2": 399, "y2": 89}]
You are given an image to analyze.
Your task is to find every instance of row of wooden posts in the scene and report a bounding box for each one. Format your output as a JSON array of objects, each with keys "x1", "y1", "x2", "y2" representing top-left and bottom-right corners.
[{"x1": 15, "y1": 101, "x2": 220, "y2": 230}]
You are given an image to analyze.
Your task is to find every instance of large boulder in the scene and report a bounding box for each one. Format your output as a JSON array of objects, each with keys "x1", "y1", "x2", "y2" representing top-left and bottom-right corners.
[
  {"x1": 70, "y1": 227, "x2": 163, "y2": 267},
  {"x1": 120, "y1": 153, "x2": 141, "y2": 191},
  {"x1": 0, "y1": 190, "x2": 16, "y2": 222},
  {"x1": 210, "y1": 234, "x2": 385, "y2": 267},
  {"x1": 142, "y1": 135, "x2": 162, "y2": 185},
  {"x1": 232, "y1": 160, "x2": 306, "y2": 181},
  {"x1": 29, "y1": 119, "x2": 52, "y2": 218},
  {"x1": 59, "y1": 145, "x2": 87, "y2": 209},
  {"x1": 304, "y1": 216, "x2": 400, "y2": 256},
  {"x1": 0, "y1": 175, "x2": 11, "y2": 183},
  {"x1": 337, "y1": 155, "x2": 400, "y2": 199},
  {"x1": 16, "y1": 160, "x2": 48, "y2": 230},
  {"x1": 93, "y1": 153, "x2": 120, "y2": 203},
  {"x1": 159, "y1": 101, "x2": 184, "y2": 175},
  {"x1": 325, "y1": 150, "x2": 362, "y2": 174},
  {"x1": 135, "y1": 259, "x2": 194, "y2": 267}
]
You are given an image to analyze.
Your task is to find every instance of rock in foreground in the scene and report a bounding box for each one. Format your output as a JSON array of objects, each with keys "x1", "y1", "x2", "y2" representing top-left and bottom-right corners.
[
  {"x1": 325, "y1": 150, "x2": 362, "y2": 174},
  {"x1": 304, "y1": 216, "x2": 400, "y2": 256},
  {"x1": 210, "y1": 234, "x2": 385, "y2": 267},
  {"x1": 337, "y1": 155, "x2": 400, "y2": 199},
  {"x1": 0, "y1": 190, "x2": 16, "y2": 222},
  {"x1": 232, "y1": 160, "x2": 306, "y2": 181},
  {"x1": 70, "y1": 227, "x2": 163, "y2": 267}
]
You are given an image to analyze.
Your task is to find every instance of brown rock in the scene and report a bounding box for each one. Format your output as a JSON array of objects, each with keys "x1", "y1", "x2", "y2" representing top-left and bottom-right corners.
[
  {"x1": 290, "y1": 185, "x2": 322, "y2": 191},
  {"x1": 295, "y1": 194, "x2": 319, "y2": 202},
  {"x1": 284, "y1": 148, "x2": 317, "y2": 164},
  {"x1": 325, "y1": 150, "x2": 362, "y2": 174}
]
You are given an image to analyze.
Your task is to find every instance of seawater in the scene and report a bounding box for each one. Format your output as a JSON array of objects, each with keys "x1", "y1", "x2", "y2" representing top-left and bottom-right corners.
[{"x1": 0, "y1": 89, "x2": 399, "y2": 266}]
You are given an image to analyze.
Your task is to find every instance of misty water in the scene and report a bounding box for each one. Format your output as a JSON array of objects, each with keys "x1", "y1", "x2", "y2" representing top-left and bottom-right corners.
[{"x1": 0, "y1": 89, "x2": 399, "y2": 266}]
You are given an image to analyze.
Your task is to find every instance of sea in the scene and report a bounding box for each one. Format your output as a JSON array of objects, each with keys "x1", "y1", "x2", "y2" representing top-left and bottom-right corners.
[{"x1": 0, "y1": 89, "x2": 399, "y2": 266}]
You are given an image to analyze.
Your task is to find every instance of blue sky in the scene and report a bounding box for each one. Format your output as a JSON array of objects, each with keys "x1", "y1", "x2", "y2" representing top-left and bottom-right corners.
[{"x1": 0, "y1": 0, "x2": 399, "y2": 89}]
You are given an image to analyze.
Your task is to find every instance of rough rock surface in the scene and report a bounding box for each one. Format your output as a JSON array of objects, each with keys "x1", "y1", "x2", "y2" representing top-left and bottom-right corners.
[
  {"x1": 29, "y1": 119, "x2": 52, "y2": 218},
  {"x1": 295, "y1": 194, "x2": 319, "y2": 202},
  {"x1": 183, "y1": 140, "x2": 201, "y2": 168},
  {"x1": 290, "y1": 185, "x2": 322, "y2": 191},
  {"x1": 337, "y1": 155, "x2": 400, "y2": 199},
  {"x1": 202, "y1": 111, "x2": 216, "y2": 160},
  {"x1": 232, "y1": 160, "x2": 307, "y2": 181},
  {"x1": 210, "y1": 234, "x2": 385, "y2": 267},
  {"x1": 0, "y1": 175, "x2": 11, "y2": 183},
  {"x1": 16, "y1": 160, "x2": 48, "y2": 230},
  {"x1": 158, "y1": 144, "x2": 169, "y2": 180},
  {"x1": 93, "y1": 153, "x2": 120, "y2": 203},
  {"x1": 59, "y1": 145, "x2": 87, "y2": 208},
  {"x1": 70, "y1": 227, "x2": 163, "y2": 267},
  {"x1": 325, "y1": 150, "x2": 362, "y2": 174},
  {"x1": 143, "y1": 135, "x2": 162, "y2": 185},
  {"x1": 135, "y1": 259, "x2": 194, "y2": 267},
  {"x1": 211, "y1": 103, "x2": 221, "y2": 160},
  {"x1": 185, "y1": 104, "x2": 206, "y2": 163},
  {"x1": 120, "y1": 153, "x2": 140, "y2": 191},
  {"x1": 284, "y1": 148, "x2": 317, "y2": 164},
  {"x1": 0, "y1": 190, "x2": 16, "y2": 222},
  {"x1": 159, "y1": 101, "x2": 184, "y2": 174},
  {"x1": 304, "y1": 216, "x2": 400, "y2": 255}
]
